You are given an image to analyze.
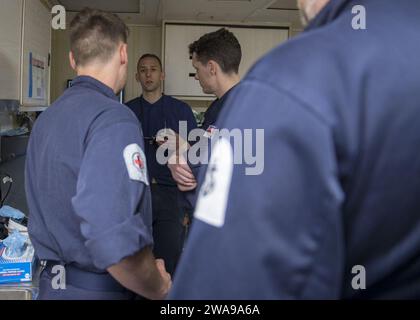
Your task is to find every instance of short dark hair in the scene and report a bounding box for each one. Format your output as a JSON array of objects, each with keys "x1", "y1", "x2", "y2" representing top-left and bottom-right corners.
[
  {"x1": 137, "y1": 54, "x2": 163, "y2": 71},
  {"x1": 189, "y1": 28, "x2": 242, "y2": 74},
  {"x1": 69, "y1": 8, "x2": 129, "y2": 66}
]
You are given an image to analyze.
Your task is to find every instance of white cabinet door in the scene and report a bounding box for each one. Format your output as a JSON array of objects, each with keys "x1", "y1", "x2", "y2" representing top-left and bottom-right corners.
[
  {"x1": 233, "y1": 28, "x2": 289, "y2": 77},
  {"x1": 21, "y1": 0, "x2": 51, "y2": 107},
  {"x1": 163, "y1": 23, "x2": 289, "y2": 99},
  {"x1": 164, "y1": 24, "x2": 221, "y2": 99},
  {"x1": 0, "y1": 0, "x2": 24, "y2": 101},
  {"x1": 0, "y1": 0, "x2": 51, "y2": 107}
]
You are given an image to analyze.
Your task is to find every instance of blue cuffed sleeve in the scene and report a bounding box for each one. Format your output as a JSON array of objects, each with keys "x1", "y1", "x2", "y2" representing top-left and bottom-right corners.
[{"x1": 72, "y1": 111, "x2": 153, "y2": 270}]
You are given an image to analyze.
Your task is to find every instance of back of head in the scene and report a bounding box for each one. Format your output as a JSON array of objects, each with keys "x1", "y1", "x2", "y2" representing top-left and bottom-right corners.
[
  {"x1": 69, "y1": 8, "x2": 129, "y2": 67},
  {"x1": 189, "y1": 28, "x2": 242, "y2": 75}
]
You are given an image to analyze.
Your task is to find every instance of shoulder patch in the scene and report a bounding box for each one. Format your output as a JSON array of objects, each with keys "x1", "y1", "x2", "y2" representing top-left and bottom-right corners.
[
  {"x1": 203, "y1": 125, "x2": 218, "y2": 138},
  {"x1": 123, "y1": 144, "x2": 149, "y2": 185},
  {"x1": 194, "y1": 137, "x2": 233, "y2": 228}
]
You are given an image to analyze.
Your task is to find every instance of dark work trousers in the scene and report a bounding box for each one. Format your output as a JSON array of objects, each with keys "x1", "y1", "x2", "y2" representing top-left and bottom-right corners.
[
  {"x1": 151, "y1": 184, "x2": 186, "y2": 276},
  {"x1": 37, "y1": 265, "x2": 136, "y2": 300}
]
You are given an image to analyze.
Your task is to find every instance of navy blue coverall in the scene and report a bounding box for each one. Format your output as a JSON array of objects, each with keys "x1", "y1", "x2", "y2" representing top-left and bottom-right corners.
[
  {"x1": 126, "y1": 95, "x2": 197, "y2": 275},
  {"x1": 26, "y1": 76, "x2": 153, "y2": 299},
  {"x1": 170, "y1": 0, "x2": 420, "y2": 299}
]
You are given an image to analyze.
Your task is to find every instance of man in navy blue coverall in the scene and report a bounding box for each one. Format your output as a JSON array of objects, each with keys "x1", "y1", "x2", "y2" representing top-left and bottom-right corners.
[
  {"x1": 26, "y1": 8, "x2": 171, "y2": 300},
  {"x1": 126, "y1": 54, "x2": 197, "y2": 276},
  {"x1": 170, "y1": 0, "x2": 420, "y2": 299}
]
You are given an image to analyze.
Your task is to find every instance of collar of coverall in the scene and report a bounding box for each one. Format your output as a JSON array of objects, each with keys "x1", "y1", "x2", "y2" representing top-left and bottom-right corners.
[
  {"x1": 305, "y1": 0, "x2": 354, "y2": 31},
  {"x1": 71, "y1": 75, "x2": 120, "y2": 101}
]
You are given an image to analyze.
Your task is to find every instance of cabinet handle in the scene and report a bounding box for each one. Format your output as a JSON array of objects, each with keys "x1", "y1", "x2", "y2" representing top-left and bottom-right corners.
[{"x1": 189, "y1": 73, "x2": 196, "y2": 77}]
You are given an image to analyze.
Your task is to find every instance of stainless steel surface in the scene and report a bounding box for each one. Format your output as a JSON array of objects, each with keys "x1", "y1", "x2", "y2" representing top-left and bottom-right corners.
[{"x1": 0, "y1": 288, "x2": 33, "y2": 300}]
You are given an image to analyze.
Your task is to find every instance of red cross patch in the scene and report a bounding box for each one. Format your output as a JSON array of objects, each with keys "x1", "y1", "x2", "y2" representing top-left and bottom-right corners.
[{"x1": 133, "y1": 153, "x2": 144, "y2": 170}]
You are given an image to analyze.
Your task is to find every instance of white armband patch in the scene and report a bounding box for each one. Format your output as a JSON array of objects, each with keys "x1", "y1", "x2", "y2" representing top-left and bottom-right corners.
[
  {"x1": 194, "y1": 138, "x2": 233, "y2": 228},
  {"x1": 123, "y1": 144, "x2": 149, "y2": 185},
  {"x1": 203, "y1": 125, "x2": 218, "y2": 139}
]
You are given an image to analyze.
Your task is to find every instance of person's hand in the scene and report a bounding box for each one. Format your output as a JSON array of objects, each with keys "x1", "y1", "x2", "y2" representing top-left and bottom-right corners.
[
  {"x1": 168, "y1": 153, "x2": 197, "y2": 191},
  {"x1": 155, "y1": 259, "x2": 172, "y2": 299},
  {"x1": 155, "y1": 128, "x2": 175, "y2": 149},
  {"x1": 177, "y1": 183, "x2": 197, "y2": 192},
  {"x1": 156, "y1": 129, "x2": 188, "y2": 153},
  {"x1": 182, "y1": 213, "x2": 190, "y2": 227}
]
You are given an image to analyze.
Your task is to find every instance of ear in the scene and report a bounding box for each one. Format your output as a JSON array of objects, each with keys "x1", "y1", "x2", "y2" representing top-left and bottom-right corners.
[
  {"x1": 208, "y1": 60, "x2": 217, "y2": 76},
  {"x1": 135, "y1": 72, "x2": 140, "y2": 82},
  {"x1": 69, "y1": 51, "x2": 77, "y2": 71},
  {"x1": 160, "y1": 70, "x2": 165, "y2": 81},
  {"x1": 120, "y1": 43, "x2": 128, "y2": 66}
]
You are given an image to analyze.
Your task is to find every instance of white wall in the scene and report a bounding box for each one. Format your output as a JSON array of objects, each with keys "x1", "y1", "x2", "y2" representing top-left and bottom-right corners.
[
  {"x1": 125, "y1": 26, "x2": 162, "y2": 102},
  {"x1": 50, "y1": 25, "x2": 162, "y2": 103},
  {"x1": 50, "y1": 28, "x2": 75, "y2": 103},
  {"x1": 50, "y1": 22, "x2": 292, "y2": 110},
  {"x1": 50, "y1": 24, "x2": 210, "y2": 110},
  {"x1": 0, "y1": 0, "x2": 23, "y2": 101}
]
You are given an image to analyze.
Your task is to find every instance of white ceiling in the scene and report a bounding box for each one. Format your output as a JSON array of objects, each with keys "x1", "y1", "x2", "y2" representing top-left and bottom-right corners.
[{"x1": 57, "y1": 0, "x2": 302, "y2": 27}]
